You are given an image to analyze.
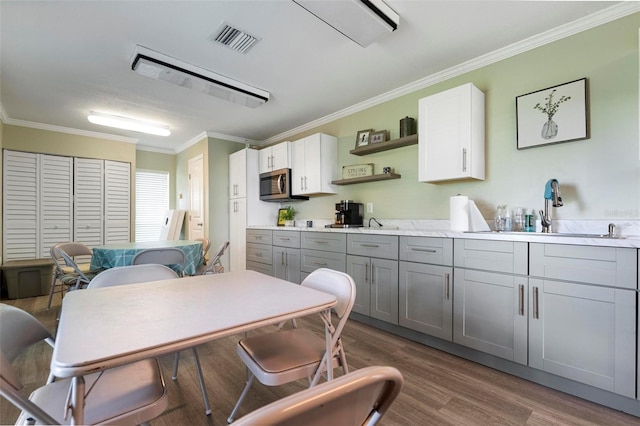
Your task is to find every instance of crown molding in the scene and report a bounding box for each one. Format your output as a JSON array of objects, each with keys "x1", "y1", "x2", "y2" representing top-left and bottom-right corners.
[
  {"x1": 135, "y1": 144, "x2": 177, "y2": 154},
  {"x1": 262, "y1": 2, "x2": 640, "y2": 145}
]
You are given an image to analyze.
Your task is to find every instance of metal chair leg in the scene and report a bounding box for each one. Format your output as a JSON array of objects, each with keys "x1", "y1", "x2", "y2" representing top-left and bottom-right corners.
[
  {"x1": 192, "y1": 347, "x2": 212, "y2": 415},
  {"x1": 227, "y1": 373, "x2": 255, "y2": 423},
  {"x1": 172, "y1": 353, "x2": 180, "y2": 380}
]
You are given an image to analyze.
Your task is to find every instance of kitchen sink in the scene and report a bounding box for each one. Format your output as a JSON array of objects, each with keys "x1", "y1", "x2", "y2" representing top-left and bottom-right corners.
[{"x1": 468, "y1": 231, "x2": 626, "y2": 239}]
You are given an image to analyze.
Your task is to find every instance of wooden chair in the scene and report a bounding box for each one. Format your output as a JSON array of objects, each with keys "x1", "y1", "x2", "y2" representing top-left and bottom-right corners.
[
  {"x1": 0, "y1": 303, "x2": 168, "y2": 425},
  {"x1": 228, "y1": 268, "x2": 356, "y2": 422},
  {"x1": 232, "y1": 366, "x2": 403, "y2": 426}
]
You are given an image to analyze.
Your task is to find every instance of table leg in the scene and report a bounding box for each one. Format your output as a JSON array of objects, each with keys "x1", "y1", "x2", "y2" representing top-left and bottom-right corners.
[{"x1": 70, "y1": 376, "x2": 85, "y2": 425}]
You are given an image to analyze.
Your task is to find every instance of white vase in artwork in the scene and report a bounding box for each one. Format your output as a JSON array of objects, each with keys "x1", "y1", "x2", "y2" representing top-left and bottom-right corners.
[{"x1": 541, "y1": 119, "x2": 558, "y2": 140}]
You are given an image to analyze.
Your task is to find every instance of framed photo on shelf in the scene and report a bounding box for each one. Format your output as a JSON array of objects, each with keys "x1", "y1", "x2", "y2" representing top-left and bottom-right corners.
[
  {"x1": 370, "y1": 130, "x2": 388, "y2": 144},
  {"x1": 516, "y1": 78, "x2": 588, "y2": 149},
  {"x1": 355, "y1": 129, "x2": 373, "y2": 148}
]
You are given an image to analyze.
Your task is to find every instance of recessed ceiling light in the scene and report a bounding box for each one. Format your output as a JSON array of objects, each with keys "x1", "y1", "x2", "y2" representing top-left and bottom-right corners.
[{"x1": 87, "y1": 112, "x2": 171, "y2": 136}]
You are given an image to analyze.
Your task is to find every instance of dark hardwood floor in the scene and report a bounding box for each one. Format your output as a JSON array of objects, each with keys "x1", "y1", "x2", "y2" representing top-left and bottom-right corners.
[{"x1": 2, "y1": 293, "x2": 639, "y2": 425}]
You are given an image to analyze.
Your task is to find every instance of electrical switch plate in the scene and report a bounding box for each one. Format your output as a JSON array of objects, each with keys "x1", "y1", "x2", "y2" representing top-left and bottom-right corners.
[{"x1": 367, "y1": 203, "x2": 373, "y2": 213}]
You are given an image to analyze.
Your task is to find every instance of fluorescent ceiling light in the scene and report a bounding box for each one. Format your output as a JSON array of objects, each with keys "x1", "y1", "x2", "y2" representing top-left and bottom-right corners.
[
  {"x1": 294, "y1": 0, "x2": 399, "y2": 47},
  {"x1": 88, "y1": 112, "x2": 171, "y2": 136},
  {"x1": 131, "y1": 45, "x2": 269, "y2": 108}
]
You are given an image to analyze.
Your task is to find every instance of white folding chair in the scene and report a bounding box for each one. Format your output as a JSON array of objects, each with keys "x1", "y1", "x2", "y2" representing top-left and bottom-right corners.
[
  {"x1": 201, "y1": 241, "x2": 229, "y2": 275},
  {"x1": 0, "y1": 303, "x2": 168, "y2": 425},
  {"x1": 132, "y1": 247, "x2": 186, "y2": 276},
  {"x1": 232, "y1": 366, "x2": 403, "y2": 426},
  {"x1": 54, "y1": 242, "x2": 102, "y2": 291},
  {"x1": 228, "y1": 268, "x2": 357, "y2": 422},
  {"x1": 47, "y1": 242, "x2": 92, "y2": 309},
  {"x1": 195, "y1": 237, "x2": 211, "y2": 275},
  {"x1": 86, "y1": 264, "x2": 212, "y2": 416}
]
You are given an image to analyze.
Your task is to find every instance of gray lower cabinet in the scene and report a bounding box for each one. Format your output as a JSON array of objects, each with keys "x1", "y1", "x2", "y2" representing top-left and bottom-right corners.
[
  {"x1": 454, "y1": 268, "x2": 528, "y2": 364},
  {"x1": 347, "y1": 234, "x2": 399, "y2": 325},
  {"x1": 399, "y1": 261, "x2": 453, "y2": 340},
  {"x1": 246, "y1": 229, "x2": 273, "y2": 275},
  {"x1": 529, "y1": 243, "x2": 637, "y2": 398},
  {"x1": 300, "y1": 232, "x2": 347, "y2": 282},
  {"x1": 272, "y1": 230, "x2": 301, "y2": 284},
  {"x1": 453, "y1": 239, "x2": 529, "y2": 365},
  {"x1": 398, "y1": 236, "x2": 453, "y2": 340}
]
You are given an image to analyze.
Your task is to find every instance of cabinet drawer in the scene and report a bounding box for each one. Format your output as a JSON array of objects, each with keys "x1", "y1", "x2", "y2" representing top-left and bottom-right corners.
[
  {"x1": 301, "y1": 232, "x2": 346, "y2": 252},
  {"x1": 300, "y1": 249, "x2": 346, "y2": 273},
  {"x1": 246, "y1": 242, "x2": 272, "y2": 265},
  {"x1": 347, "y1": 234, "x2": 398, "y2": 259},
  {"x1": 400, "y1": 236, "x2": 453, "y2": 265},
  {"x1": 246, "y1": 229, "x2": 272, "y2": 245},
  {"x1": 454, "y1": 239, "x2": 527, "y2": 275},
  {"x1": 246, "y1": 260, "x2": 273, "y2": 275},
  {"x1": 273, "y1": 230, "x2": 300, "y2": 248},
  {"x1": 530, "y1": 243, "x2": 637, "y2": 289}
]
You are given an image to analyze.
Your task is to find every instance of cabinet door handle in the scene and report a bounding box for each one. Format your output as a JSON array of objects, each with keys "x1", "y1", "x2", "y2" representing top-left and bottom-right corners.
[
  {"x1": 304, "y1": 176, "x2": 308, "y2": 190},
  {"x1": 370, "y1": 263, "x2": 375, "y2": 284},
  {"x1": 533, "y1": 286, "x2": 539, "y2": 319},
  {"x1": 445, "y1": 273, "x2": 450, "y2": 300},
  {"x1": 313, "y1": 261, "x2": 328, "y2": 266},
  {"x1": 255, "y1": 235, "x2": 262, "y2": 240},
  {"x1": 314, "y1": 240, "x2": 328, "y2": 244},
  {"x1": 361, "y1": 244, "x2": 379, "y2": 248},
  {"x1": 411, "y1": 248, "x2": 436, "y2": 253},
  {"x1": 281, "y1": 251, "x2": 285, "y2": 265},
  {"x1": 462, "y1": 148, "x2": 467, "y2": 172},
  {"x1": 279, "y1": 237, "x2": 290, "y2": 241},
  {"x1": 518, "y1": 284, "x2": 524, "y2": 316},
  {"x1": 300, "y1": 177, "x2": 304, "y2": 191},
  {"x1": 364, "y1": 263, "x2": 369, "y2": 282}
]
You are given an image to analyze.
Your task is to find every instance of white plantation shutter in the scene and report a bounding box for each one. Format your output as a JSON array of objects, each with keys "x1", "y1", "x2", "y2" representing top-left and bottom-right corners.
[
  {"x1": 104, "y1": 160, "x2": 131, "y2": 244},
  {"x1": 3, "y1": 151, "x2": 39, "y2": 260},
  {"x1": 39, "y1": 154, "x2": 73, "y2": 258},
  {"x1": 135, "y1": 170, "x2": 169, "y2": 242},
  {"x1": 73, "y1": 158, "x2": 104, "y2": 249}
]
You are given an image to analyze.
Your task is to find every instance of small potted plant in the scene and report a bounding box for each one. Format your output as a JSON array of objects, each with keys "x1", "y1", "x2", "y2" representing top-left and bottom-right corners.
[{"x1": 280, "y1": 206, "x2": 297, "y2": 227}]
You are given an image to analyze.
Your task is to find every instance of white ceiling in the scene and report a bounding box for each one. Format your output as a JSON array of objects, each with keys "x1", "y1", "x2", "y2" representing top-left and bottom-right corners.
[{"x1": 0, "y1": 1, "x2": 634, "y2": 153}]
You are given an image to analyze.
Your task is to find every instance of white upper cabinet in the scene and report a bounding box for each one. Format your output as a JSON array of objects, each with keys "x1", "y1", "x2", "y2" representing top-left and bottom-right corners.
[
  {"x1": 418, "y1": 83, "x2": 485, "y2": 182},
  {"x1": 229, "y1": 149, "x2": 247, "y2": 199},
  {"x1": 259, "y1": 141, "x2": 291, "y2": 174},
  {"x1": 291, "y1": 133, "x2": 337, "y2": 196}
]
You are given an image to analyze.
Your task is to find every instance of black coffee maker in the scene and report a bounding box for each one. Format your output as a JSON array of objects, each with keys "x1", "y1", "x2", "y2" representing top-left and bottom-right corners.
[{"x1": 334, "y1": 200, "x2": 363, "y2": 228}]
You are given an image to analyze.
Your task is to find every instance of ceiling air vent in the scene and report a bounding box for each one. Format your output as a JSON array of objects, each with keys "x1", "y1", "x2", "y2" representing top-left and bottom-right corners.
[{"x1": 209, "y1": 23, "x2": 260, "y2": 54}]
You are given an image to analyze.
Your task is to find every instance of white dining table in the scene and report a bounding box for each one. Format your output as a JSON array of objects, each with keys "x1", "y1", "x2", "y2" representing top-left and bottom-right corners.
[{"x1": 51, "y1": 270, "x2": 337, "y2": 425}]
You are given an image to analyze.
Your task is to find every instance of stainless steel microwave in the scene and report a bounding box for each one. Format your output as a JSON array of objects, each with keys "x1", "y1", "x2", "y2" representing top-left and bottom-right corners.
[{"x1": 259, "y1": 168, "x2": 309, "y2": 202}]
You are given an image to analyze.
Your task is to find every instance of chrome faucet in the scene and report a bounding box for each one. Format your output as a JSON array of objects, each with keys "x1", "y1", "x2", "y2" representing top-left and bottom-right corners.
[{"x1": 539, "y1": 179, "x2": 563, "y2": 233}]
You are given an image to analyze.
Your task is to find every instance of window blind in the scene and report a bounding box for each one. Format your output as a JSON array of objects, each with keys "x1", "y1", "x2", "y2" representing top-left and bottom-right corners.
[{"x1": 135, "y1": 170, "x2": 169, "y2": 242}]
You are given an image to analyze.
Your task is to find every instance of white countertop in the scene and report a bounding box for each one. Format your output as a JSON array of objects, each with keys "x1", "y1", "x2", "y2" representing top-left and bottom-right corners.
[{"x1": 251, "y1": 225, "x2": 640, "y2": 248}]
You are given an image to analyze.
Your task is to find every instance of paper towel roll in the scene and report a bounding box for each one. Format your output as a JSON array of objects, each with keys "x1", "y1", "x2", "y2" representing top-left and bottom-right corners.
[
  {"x1": 450, "y1": 195, "x2": 469, "y2": 231},
  {"x1": 468, "y1": 200, "x2": 490, "y2": 231}
]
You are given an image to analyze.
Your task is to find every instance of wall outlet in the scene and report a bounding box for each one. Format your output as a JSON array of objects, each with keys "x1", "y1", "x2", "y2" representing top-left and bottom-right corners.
[{"x1": 367, "y1": 202, "x2": 374, "y2": 214}]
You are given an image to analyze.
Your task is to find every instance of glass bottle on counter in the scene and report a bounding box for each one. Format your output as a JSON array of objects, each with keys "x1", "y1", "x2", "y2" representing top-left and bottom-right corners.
[
  {"x1": 524, "y1": 209, "x2": 535, "y2": 232},
  {"x1": 513, "y1": 208, "x2": 524, "y2": 232},
  {"x1": 495, "y1": 204, "x2": 511, "y2": 231}
]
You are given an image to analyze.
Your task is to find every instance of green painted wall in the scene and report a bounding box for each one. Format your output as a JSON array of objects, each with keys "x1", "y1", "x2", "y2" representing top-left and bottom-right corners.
[{"x1": 274, "y1": 14, "x2": 640, "y2": 223}]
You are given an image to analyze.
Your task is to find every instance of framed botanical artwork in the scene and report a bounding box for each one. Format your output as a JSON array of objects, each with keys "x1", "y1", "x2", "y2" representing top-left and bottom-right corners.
[
  {"x1": 370, "y1": 130, "x2": 388, "y2": 144},
  {"x1": 355, "y1": 129, "x2": 373, "y2": 148},
  {"x1": 516, "y1": 78, "x2": 588, "y2": 149}
]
